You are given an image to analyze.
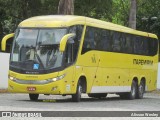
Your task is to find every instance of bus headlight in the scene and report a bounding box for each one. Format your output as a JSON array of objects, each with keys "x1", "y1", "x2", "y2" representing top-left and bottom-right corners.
[
  {"x1": 8, "y1": 74, "x2": 66, "y2": 84},
  {"x1": 9, "y1": 76, "x2": 14, "y2": 80},
  {"x1": 9, "y1": 76, "x2": 16, "y2": 81},
  {"x1": 49, "y1": 74, "x2": 66, "y2": 82}
]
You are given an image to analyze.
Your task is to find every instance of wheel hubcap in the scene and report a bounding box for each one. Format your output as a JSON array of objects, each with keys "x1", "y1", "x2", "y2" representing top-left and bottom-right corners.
[
  {"x1": 78, "y1": 85, "x2": 82, "y2": 97},
  {"x1": 131, "y1": 85, "x2": 136, "y2": 97},
  {"x1": 139, "y1": 84, "x2": 144, "y2": 96}
]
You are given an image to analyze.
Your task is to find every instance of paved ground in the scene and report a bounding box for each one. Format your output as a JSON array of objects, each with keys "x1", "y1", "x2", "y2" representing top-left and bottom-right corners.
[{"x1": 0, "y1": 92, "x2": 160, "y2": 120}]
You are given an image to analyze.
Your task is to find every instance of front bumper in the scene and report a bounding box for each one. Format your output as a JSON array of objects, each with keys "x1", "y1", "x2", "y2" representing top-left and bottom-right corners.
[{"x1": 8, "y1": 79, "x2": 65, "y2": 95}]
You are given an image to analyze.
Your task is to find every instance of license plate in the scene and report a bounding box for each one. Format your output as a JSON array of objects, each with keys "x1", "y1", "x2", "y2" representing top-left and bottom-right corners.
[{"x1": 27, "y1": 87, "x2": 36, "y2": 91}]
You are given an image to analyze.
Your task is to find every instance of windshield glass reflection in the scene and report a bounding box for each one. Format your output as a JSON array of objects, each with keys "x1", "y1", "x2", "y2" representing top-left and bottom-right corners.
[{"x1": 11, "y1": 28, "x2": 67, "y2": 70}]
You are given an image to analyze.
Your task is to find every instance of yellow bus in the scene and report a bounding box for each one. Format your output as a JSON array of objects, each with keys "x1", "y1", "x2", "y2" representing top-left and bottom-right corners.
[{"x1": 1, "y1": 15, "x2": 159, "y2": 102}]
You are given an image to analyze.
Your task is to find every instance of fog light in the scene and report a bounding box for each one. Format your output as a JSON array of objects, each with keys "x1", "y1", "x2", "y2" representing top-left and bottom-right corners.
[{"x1": 51, "y1": 86, "x2": 57, "y2": 91}]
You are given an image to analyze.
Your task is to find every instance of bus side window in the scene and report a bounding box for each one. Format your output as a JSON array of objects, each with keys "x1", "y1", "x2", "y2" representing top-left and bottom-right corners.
[
  {"x1": 153, "y1": 39, "x2": 158, "y2": 55},
  {"x1": 125, "y1": 34, "x2": 133, "y2": 54},
  {"x1": 119, "y1": 33, "x2": 125, "y2": 53},
  {"x1": 143, "y1": 38, "x2": 149, "y2": 55},
  {"x1": 120, "y1": 33, "x2": 126, "y2": 53},
  {"x1": 94, "y1": 28, "x2": 101, "y2": 50},
  {"x1": 69, "y1": 25, "x2": 84, "y2": 60},
  {"x1": 101, "y1": 29, "x2": 111, "y2": 51},
  {"x1": 134, "y1": 36, "x2": 145, "y2": 55},
  {"x1": 112, "y1": 32, "x2": 121, "y2": 52},
  {"x1": 5, "y1": 37, "x2": 13, "y2": 53},
  {"x1": 65, "y1": 43, "x2": 73, "y2": 65},
  {"x1": 139, "y1": 36, "x2": 145, "y2": 55},
  {"x1": 133, "y1": 36, "x2": 139, "y2": 54},
  {"x1": 109, "y1": 31, "x2": 114, "y2": 52},
  {"x1": 82, "y1": 27, "x2": 95, "y2": 54},
  {"x1": 148, "y1": 38, "x2": 158, "y2": 56}
]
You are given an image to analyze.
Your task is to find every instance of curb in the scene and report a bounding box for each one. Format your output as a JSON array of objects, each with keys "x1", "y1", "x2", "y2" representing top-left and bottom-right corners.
[{"x1": 0, "y1": 89, "x2": 8, "y2": 93}]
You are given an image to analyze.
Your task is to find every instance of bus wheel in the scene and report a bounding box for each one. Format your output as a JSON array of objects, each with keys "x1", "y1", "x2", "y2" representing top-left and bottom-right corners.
[
  {"x1": 72, "y1": 81, "x2": 82, "y2": 102},
  {"x1": 29, "y1": 94, "x2": 39, "y2": 101},
  {"x1": 126, "y1": 80, "x2": 137, "y2": 100},
  {"x1": 137, "y1": 81, "x2": 145, "y2": 99},
  {"x1": 88, "y1": 93, "x2": 107, "y2": 99}
]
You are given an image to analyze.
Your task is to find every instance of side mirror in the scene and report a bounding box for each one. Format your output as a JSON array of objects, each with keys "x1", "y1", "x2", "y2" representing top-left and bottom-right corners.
[
  {"x1": 1, "y1": 33, "x2": 14, "y2": 51},
  {"x1": 59, "y1": 33, "x2": 75, "y2": 52}
]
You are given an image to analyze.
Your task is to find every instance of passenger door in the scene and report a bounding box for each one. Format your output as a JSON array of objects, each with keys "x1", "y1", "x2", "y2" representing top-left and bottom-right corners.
[{"x1": 62, "y1": 43, "x2": 75, "y2": 94}]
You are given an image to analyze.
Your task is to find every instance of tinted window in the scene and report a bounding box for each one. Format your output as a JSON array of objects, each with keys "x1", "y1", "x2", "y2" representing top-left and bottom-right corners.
[
  {"x1": 101, "y1": 30, "x2": 111, "y2": 51},
  {"x1": 81, "y1": 26, "x2": 158, "y2": 56},
  {"x1": 148, "y1": 38, "x2": 158, "y2": 56},
  {"x1": 112, "y1": 32, "x2": 121, "y2": 52},
  {"x1": 68, "y1": 25, "x2": 84, "y2": 61},
  {"x1": 82, "y1": 27, "x2": 95, "y2": 54}
]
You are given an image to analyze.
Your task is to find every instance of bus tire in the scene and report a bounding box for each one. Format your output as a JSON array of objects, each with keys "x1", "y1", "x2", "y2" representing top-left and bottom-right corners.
[
  {"x1": 126, "y1": 80, "x2": 137, "y2": 100},
  {"x1": 29, "y1": 94, "x2": 39, "y2": 101},
  {"x1": 88, "y1": 93, "x2": 107, "y2": 99},
  {"x1": 137, "y1": 81, "x2": 145, "y2": 99},
  {"x1": 72, "y1": 81, "x2": 82, "y2": 102}
]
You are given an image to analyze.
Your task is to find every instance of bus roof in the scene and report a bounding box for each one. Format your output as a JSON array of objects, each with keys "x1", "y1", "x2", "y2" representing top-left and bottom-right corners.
[
  {"x1": 19, "y1": 15, "x2": 86, "y2": 28},
  {"x1": 19, "y1": 15, "x2": 158, "y2": 39}
]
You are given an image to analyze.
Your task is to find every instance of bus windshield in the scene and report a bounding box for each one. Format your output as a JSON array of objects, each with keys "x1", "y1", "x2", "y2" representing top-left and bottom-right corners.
[{"x1": 10, "y1": 28, "x2": 67, "y2": 71}]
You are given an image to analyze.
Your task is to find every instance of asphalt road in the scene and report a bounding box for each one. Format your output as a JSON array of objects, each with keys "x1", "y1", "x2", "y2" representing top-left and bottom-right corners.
[
  {"x1": 0, "y1": 92, "x2": 160, "y2": 111},
  {"x1": 0, "y1": 92, "x2": 160, "y2": 120}
]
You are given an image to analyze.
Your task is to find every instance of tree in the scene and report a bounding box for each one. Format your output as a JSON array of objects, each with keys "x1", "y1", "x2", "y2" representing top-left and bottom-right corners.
[
  {"x1": 58, "y1": 0, "x2": 74, "y2": 15},
  {"x1": 129, "y1": 0, "x2": 137, "y2": 29},
  {"x1": 136, "y1": 0, "x2": 160, "y2": 36},
  {"x1": 0, "y1": 0, "x2": 160, "y2": 38},
  {"x1": 112, "y1": 0, "x2": 130, "y2": 26},
  {"x1": 75, "y1": 0, "x2": 113, "y2": 22}
]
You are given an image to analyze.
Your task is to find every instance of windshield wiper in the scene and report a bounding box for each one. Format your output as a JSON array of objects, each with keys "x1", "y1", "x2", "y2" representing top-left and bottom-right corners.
[
  {"x1": 35, "y1": 53, "x2": 45, "y2": 69},
  {"x1": 20, "y1": 46, "x2": 45, "y2": 69}
]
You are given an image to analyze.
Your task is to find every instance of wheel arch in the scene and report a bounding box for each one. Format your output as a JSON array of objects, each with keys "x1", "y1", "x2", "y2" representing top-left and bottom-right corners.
[
  {"x1": 79, "y1": 76, "x2": 87, "y2": 93},
  {"x1": 133, "y1": 77, "x2": 138, "y2": 85},
  {"x1": 140, "y1": 77, "x2": 146, "y2": 91}
]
